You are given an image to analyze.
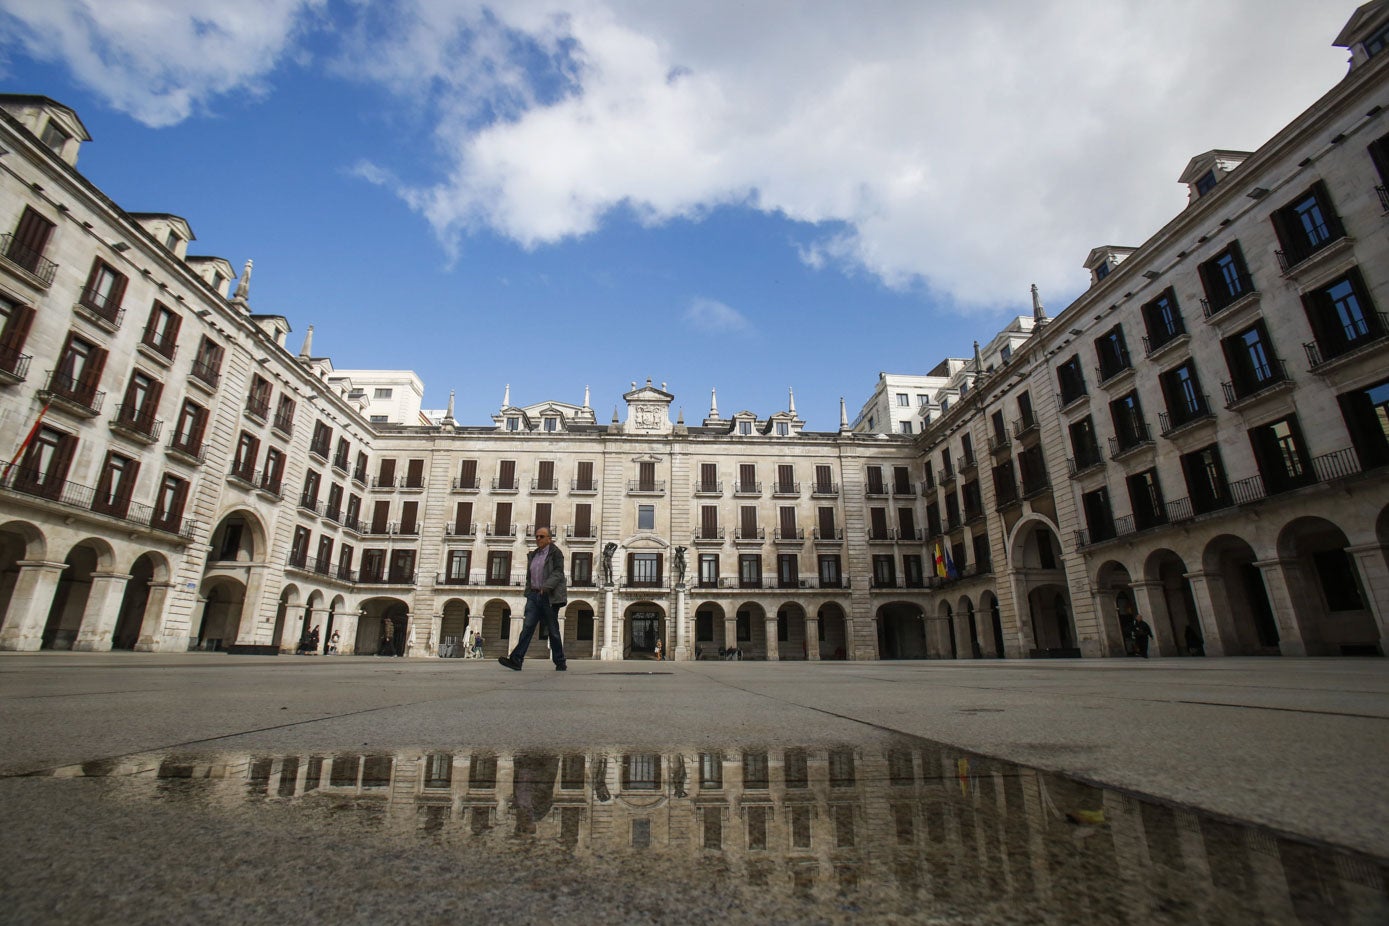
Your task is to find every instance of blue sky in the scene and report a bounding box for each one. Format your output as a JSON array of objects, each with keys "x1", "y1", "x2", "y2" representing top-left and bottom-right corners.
[{"x1": 0, "y1": 1, "x2": 1361, "y2": 429}]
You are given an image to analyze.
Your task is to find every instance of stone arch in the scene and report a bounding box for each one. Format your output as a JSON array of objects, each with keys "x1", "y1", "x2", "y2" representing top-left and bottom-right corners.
[
  {"x1": 1095, "y1": 560, "x2": 1137, "y2": 657},
  {"x1": 357, "y1": 596, "x2": 410, "y2": 657},
  {"x1": 733, "y1": 600, "x2": 767, "y2": 659},
  {"x1": 1144, "y1": 549, "x2": 1199, "y2": 659},
  {"x1": 325, "y1": 594, "x2": 348, "y2": 653},
  {"x1": 110, "y1": 551, "x2": 172, "y2": 651},
  {"x1": 272, "y1": 583, "x2": 305, "y2": 653},
  {"x1": 40, "y1": 540, "x2": 110, "y2": 649},
  {"x1": 1025, "y1": 584, "x2": 1076, "y2": 655},
  {"x1": 1275, "y1": 516, "x2": 1380, "y2": 656},
  {"x1": 1200, "y1": 535, "x2": 1279, "y2": 656},
  {"x1": 194, "y1": 576, "x2": 246, "y2": 651},
  {"x1": 440, "y1": 598, "x2": 471, "y2": 645},
  {"x1": 776, "y1": 602, "x2": 808, "y2": 660},
  {"x1": 0, "y1": 520, "x2": 47, "y2": 644},
  {"x1": 817, "y1": 602, "x2": 848, "y2": 659},
  {"x1": 480, "y1": 598, "x2": 513, "y2": 657},
  {"x1": 957, "y1": 594, "x2": 982, "y2": 659},
  {"x1": 207, "y1": 510, "x2": 268, "y2": 564},
  {"x1": 1007, "y1": 514, "x2": 1065, "y2": 571},
  {"x1": 562, "y1": 599, "x2": 597, "y2": 659},
  {"x1": 877, "y1": 601, "x2": 926, "y2": 659},
  {"x1": 693, "y1": 600, "x2": 726, "y2": 659},
  {"x1": 979, "y1": 590, "x2": 1005, "y2": 657},
  {"x1": 298, "y1": 589, "x2": 326, "y2": 653},
  {"x1": 623, "y1": 600, "x2": 666, "y2": 659}
]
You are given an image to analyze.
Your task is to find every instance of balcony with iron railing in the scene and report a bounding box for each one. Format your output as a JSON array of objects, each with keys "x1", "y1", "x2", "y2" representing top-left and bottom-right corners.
[
  {"x1": 166, "y1": 432, "x2": 206, "y2": 464},
  {"x1": 1275, "y1": 216, "x2": 1347, "y2": 274},
  {"x1": 322, "y1": 505, "x2": 342, "y2": 524},
  {"x1": 189, "y1": 357, "x2": 221, "y2": 389},
  {"x1": 627, "y1": 479, "x2": 666, "y2": 495},
  {"x1": 773, "y1": 527, "x2": 805, "y2": 542},
  {"x1": 1020, "y1": 475, "x2": 1051, "y2": 500},
  {"x1": 693, "y1": 480, "x2": 723, "y2": 496},
  {"x1": 956, "y1": 454, "x2": 977, "y2": 475},
  {"x1": 531, "y1": 477, "x2": 559, "y2": 494},
  {"x1": 1303, "y1": 311, "x2": 1389, "y2": 372},
  {"x1": 733, "y1": 527, "x2": 766, "y2": 542},
  {"x1": 332, "y1": 453, "x2": 351, "y2": 474},
  {"x1": 570, "y1": 478, "x2": 599, "y2": 494},
  {"x1": 866, "y1": 527, "x2": 895, "y2": 543},
  {"x1": 40, "y1": 370, "x2": 104, "y2": 417},
  {"x1": 436, "y1": 571, "x2": 474, "y2": 586},
  {"x1": 358, "y1": 570, "x2": 417, "y2": 586},
  {"x1": 1221, "y1": 362, "x2": 1291, "y2": 408},
  {"x1": 987, "y1": 432, "x2": 1011, "y2": 455},
  {"x1": 256, "y1": 470, "x2": 283, "y2": 497},
  {"x1": 110, "y1": 404, "x2": 162, "y2": 442},
  {"x1": 75, "y1": 287, "x2": 125, "y2": 330},
  {"x1": 452, "y1": 475, "x2": 481, "y2": 491},
  {"x1": 0, "y1": 233, "x2": 58, "y2": 286},
  {"x1": 272, "y1": 411, "x2": 295, "y2": 436},
  {"x1": 937, "y1": 465, "x2": 955, "y2": 486},
  {"x1": 733, "y1": 481, "x2": 762, "y2": 496},
  {"x1": 994, "y1": 480, "x2": 1020, "y2": 510},
  {"x1": 1200, "y1": 273, "x2": 1257, "y2": 319},
  {"x1": 244, "y1": 395, "x2": 270, "y2": 420},
  {"x1": 772, "y1": 481, "x2": 801, "y2": 496},
  {"x1": 812, "y1": 527, "x2": 841, "y2": 542},
  {"x1": 1094, "y1": 350, "x2": 1134, "y2": 387},
  {"x1": 563, "y1": 523, "x2": 597, "y2": 541},
  {"x1": 139, "y1": 326, "x2": 178, "y2": 363},
  {"x1": 693, "y1": 527, "x2": 726, "y2": 544},
  {"x1": 1142, "y1": 322, "x2": 1188, "y2": 358},
  {"x1": 0, "y1": 462, "x2": 196, "y2": 539},
  {"x1": 810, "y1": 482, "x2": 839, "y2": 497},
  {"x1": 341, "y1": 515, "x2": 362, "y2": 533},
  {"x1": 486, "y1": 523, "x2": 518, "y2": 539},
  {"x1": 1012, "y1": 414, "x2": 1039, "y2": 441},
  {"x1": 864, "y1": 482, "x2": 889, "y2": 497},
  {"x1": 891, "y1": 482, "x2": 917, "y2": 497},
  {"x1": 445, "y1": 522, "x2": 477, "y2": 539},
  {"x1": 0, "y1": 345, "x2": 32, "y2": 384},
  {"x1": 372, "y1": 475, "x2": 397, "y2": 489},
  {"x1": 351, "y1": 467, "x2": 368, "y2": 486},
  {"x1": 1159, "y1": 394, "x2": 1215, "y2": 436},
  {"x1": 298, "y1": 494, "x2": 321, "y2": 516},
  {"x1": 1108, "y1": 420, "x2": 1154, "y2": 459}
]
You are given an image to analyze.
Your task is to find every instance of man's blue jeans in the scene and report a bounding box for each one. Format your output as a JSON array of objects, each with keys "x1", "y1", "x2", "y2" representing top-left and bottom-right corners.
[{"x1": 509, "y1": 592, "x2": 566, "y2": 667}]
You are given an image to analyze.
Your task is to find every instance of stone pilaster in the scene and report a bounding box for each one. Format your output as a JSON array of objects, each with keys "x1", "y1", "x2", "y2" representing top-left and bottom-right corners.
[
  {"x1": 0, "y1": 560, "x2": 67, "y2": 651},
  {"x1": 72, "y1": 571, "x2": 133, "y2": 651}
]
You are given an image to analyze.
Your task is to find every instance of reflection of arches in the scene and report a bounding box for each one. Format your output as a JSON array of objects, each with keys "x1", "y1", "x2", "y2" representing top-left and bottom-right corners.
[
  {"x1": 1027, "y1": 585, "x2": 1076, "y2": 655},
  {"x1": 195, "y1": 577, "x2": 246, "y2": 650},
  {"x1": 0, "y1": 522, "x2": 46, "y2": 639},
  {"x1": 1096, "y1": 560, "x2": 1136, "y2": 657},
  {"x1": 777, "y1": 603, "x2": 807, "y2": 660},
  {"x1": 1200, "y1": 535, "x2": 1278, "y2": 655},
  {"x1": 980, "y1": 591, "x2": 1005, "y2": 658},
  {"x1": 624, "y1": 601, "x2": 666, "y2": 659},
  {"x1": 1275, "y1": 517, "x2": 1380, "y2": 656},
  {"x1": 693, "y1": 601, "x2": 726, "y2": 658},
  {"x1": 563, "y1": 600, "x2": 597, "y2": 659},
  {"x1": 42, "y1": 542, "x2": 106, "y2": 649},
  {"x1": 207, "y1": 511, "x2": 267, "y2": 563},
  {"x1": 817, "y1": 603, "x2": 847, "y2": 659},
  {"x1": 877, "y1": 602, "x2": 926, "y2": 659}
]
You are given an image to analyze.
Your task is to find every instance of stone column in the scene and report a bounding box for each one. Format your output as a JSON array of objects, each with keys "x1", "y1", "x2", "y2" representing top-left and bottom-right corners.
[
  {"x1": 136, "y1": 581, "x2": 176, "y2": 652},
  {"x1": 674, "y1": 584, "x2": 689, "y2": 661},
  {"x1": 1346, "y1": 543, "x2": 1389, "y2": 647},
  {"x1": 764, "y1": 612, "x2": 780, "y2": 662},
  {"x1": 1252, "y1": 559, "x2": 1310, "y2": 656},
  {"x1": 1180, "y1": 571, "x2": 1230, "y2": 657},
  {"x1": 234, "y1": 563, "x2": 274, "y2": 645},
  {"x1": 337, "y1": 609, "x2": 362, "y2": 655},
  {"x1": 0, "y1": 560, "x2": 68, "y2": 651},
  {"x1": 427, "y1": 611, "x2": 444, "y2": 658},
  {"x1": 1009, "y1": 572, "x2": 1037, "y2": 656},
  {"x1": 72, "y1": 571, "x2": 133, "y2": 651},
  {"x1": 724, "y1": 615, "x2": 738, "y2": 656},
  {"x1": 1130, "y1": 581, "x2": 1175, "y2": 657},
  {"x1": 279, "y1": 603, "x2": 308, "y2": 652},
  {"x1": 806, "y1": 615, "x2": 820, "y2": 660},
  {"x1": 600, "y1": 585, "x2": 617, "y2": 660}
]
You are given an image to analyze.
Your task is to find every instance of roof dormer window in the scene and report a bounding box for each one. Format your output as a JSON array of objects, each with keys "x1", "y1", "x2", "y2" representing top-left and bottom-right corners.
[
  {"x1": 506, "y1": 416, "x2": 520, "y2": 431},
  {"x1": 40, "y1": 119, "x2": 69, "y2": 155},
  {"x1": 1094, "y1": 261, "x2": 1110, "y2": 280},
  {"x1": 1366, "y1": 20, "x2": 1389, "y2": 57},
  {"x1": 165, "y1": 230, "x2": 181, "y2": 250},
  {"x1": 1194, "y1": 169, "x2": 1218, "y2": 197}
]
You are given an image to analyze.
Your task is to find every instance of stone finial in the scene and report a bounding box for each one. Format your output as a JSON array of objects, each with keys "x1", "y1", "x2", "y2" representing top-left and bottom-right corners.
[
  {"x1": 973, "y1": 340, "x2": 983, "y2": 374},
  {"x1": 299, "y1": 324, "x2": 314, "y2": 360},
  {"x1": 583, "y1": 385, "x2": 591, "y2": 408},
  {"x1": 1031, "y1": 283, "x2": 1047, "y2": 322},
  {"x1": 709, "y1": 387, "x2": 719, "y2": 420},
  {"x1": 676, "y1": 407, "x2": 684, "y2": 424},
  {"x1": 612, "y1": 406, "x2": 620, "y2": 423},
  {"x1": 446, "y1": 389, "x2": 456, "y2": 419},
  {"x1": 839, "y1": 396, "x2": 849, "y2": 429},
  {"x1": 502, "y1": 383, "x2": 511, "y2": 407},
  {"x1": 788, "y1": 386, "x2": 796, "y2": 416},
  {"x1": 232, "y1": 259, "x2": 253, "y2": 302}
]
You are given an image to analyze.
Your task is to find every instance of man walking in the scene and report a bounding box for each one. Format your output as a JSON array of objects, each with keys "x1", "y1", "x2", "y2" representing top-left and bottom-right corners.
[
  {"x1": 499, "y1": 527, "x2": 568, "y2": 671},
  {"x1": 1131, "y1": 613, "x2": 1154, "y2": 658}
]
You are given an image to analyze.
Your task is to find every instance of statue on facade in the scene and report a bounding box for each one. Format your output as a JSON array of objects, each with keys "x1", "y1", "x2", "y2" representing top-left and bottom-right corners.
[
  {"x1": 674, "y1": 545, "x2": 688, "y2": 585},
  {"x1": 602, "y1": 542, "x2": 618, "y2": 586}
]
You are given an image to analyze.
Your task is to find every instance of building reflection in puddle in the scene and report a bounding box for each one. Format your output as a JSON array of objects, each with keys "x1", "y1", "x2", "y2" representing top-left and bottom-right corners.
[{"x1": 47, "y1": 742, "x2": 1388, "y2": 925}]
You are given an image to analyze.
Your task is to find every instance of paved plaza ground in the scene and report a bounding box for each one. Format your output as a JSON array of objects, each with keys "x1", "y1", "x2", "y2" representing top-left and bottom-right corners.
[{"x1": 1, "y1": 654, "x2": 1387, "y2": 924}]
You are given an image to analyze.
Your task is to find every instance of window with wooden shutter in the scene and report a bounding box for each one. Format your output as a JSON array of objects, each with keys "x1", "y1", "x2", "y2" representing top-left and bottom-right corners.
[
  {"x1": 488, "y1": 551, "x2": 511, "y2": 582},
  {"x1": 446, "y1": 550, "x2": 471, "y2": 583},
  {"x1": 7, "y1": 207, "x2": 55, "y2": 277},
  {"x1": 575, "y1": 460, "x2": 594, "y2": 490},
  {"x1": 898, "y1": 507, "x2": 916, "y2": 539},
  {"x1": 499, "y1": 459, "x2": 516, "y2": 489},
  {"x1": 534, "y1": 503, "x2": 552, "y2": 531},
  {"x1": 777, "y1": 464, "x2": 794, "y2": 492},
  {"x1": 142, "y1": 302, "x2": 181, "y2": 357},
  {"x1": 153, "y1": 474, "x2": 189, "y2": 532},
  {"x1": 454, "y1": 502, "x2": 473, "y2": 534},
  {"x1": 458, "y1": 458, "x2": 477, "y2": 489},
  {"x1": 893, "y1": 466, "x2": 911, "y2": 494},
  {"x1": 778, "y1": 554, "x2": 798, "y2": 588},
  {"x1": 495, "y1": 502, "x2": 513, "y2": 533},
  {"x1": 400, "y1": 501, "x2": 419, "y2": 535},
  {"x1": 80, "y1": 259, "x2": 128, "y2": 321},
  {"x1": 738, "y1": 463, "x2": 756, "y2": 492},
  {"x1": 866, "y1": 466, "x2": 885, "y2": 494},
  {"x1": 814, "y1": 464, "x2": 833, "y2": 493},
  {"x1": 93, "y1": 451, "x2": 139, "y2": 518},
  {"x1": 574, "y1": 503, "x2": 592, "y2": 537},
  {"x1": 402, "y1": 458, "x2": 423, "y2": 488},
  {"x1": 638, "y1": 460, "x2": 656, "y2": 490},
  {"x1": 377, "y1": 458, "x2": 396, "y2": 487},
  {"x1": 870, "y1": 507, "x2": 888, "y2": 538},
  {"x1": 778, "y1": 507, "x2": 797, "y2": 537},
  {"x1": 700, "y1": 462, "x2": 717, "y2": 491},
  {"x1": 817, "y1": 507, "x2": 836, "y2": 540},
  {"x1": 0, "y1": 300, "x2": 35, "y2": 374},
  {"x1": 537, "y1": 460, "x2": 555, "y2": 490},
  {"x1": 371, "y1": 500, "x2": 390, "y2": 533},
  {"x1": 740, "y1": 505, "x2": 757, "y2": 538},
  {"x1": 700, "y1": 505, "x2": 718, "y2": 539}
]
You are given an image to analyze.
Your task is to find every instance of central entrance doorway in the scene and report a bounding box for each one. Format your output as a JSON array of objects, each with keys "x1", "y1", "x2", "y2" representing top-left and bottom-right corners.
[{"x1": 623, "y1": 601, "x2": 666, "y2": 659}]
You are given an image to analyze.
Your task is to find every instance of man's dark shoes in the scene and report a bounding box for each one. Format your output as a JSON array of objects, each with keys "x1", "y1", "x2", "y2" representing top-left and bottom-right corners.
[
  {"x1": 556, "y1": 663, "x2": 567, "y2": 671},
  {"x1": 498, "y1": 656, "x2": 521, "y2": 671}
]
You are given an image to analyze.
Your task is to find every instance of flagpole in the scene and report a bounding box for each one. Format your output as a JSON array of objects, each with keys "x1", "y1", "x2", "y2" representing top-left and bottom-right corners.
[{"x1": 7, "y1": 400, "x2": 50, "y2": 476}]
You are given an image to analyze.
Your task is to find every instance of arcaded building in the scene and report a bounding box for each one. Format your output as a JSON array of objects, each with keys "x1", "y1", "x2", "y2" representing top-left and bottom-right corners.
[{"x1": 1, "y1": 4, "x2": 1387, "y2": 660}]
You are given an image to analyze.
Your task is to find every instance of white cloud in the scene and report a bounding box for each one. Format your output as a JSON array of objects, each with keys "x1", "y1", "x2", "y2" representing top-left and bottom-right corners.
[
  {"x1": 0, "y1": 0, "x2": 325, "y2": 126},
  {"x1": 685, "y1": 297, "x2": 750, "y2": 333}
]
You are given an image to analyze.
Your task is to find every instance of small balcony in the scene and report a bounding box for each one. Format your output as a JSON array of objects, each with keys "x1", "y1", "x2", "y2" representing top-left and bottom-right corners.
[
  {"x1": 570, "y1": 478, "x2": 599, "y2": 494},
  {"x1": 0, "y1": 346, "x2": 31, "y2": 385},
  {"x1": 485, "y1": 523, "x2": 518, "y2": 539},
  {"x1": 1067, "y1": 454, "x2": 1104, "y2": 478},
  {"x1": 445, "y1": 522, "x2": 477, "y2": 539},
  {"x1": 773, "y1": 527, "x2": 805, "y2": 543},
  {"x1": 937, "y1": 466, "x2": 955, "y2": 487},
  {"x1": 1275, "y1": 219, "x2": 1347, "y2": 275},
  {"x1": 563, "y1": 524, "x2": 597, "y2": 542},
  {"x1": 40, "y1": 370, "x2": 104, "y2": 417},
  {"x1": 733, "y1": 527, "x2": 765, "y2": 543},
  {"x1": 436, "y1": 572, "x2": 474, "y2": 587},
  {"x1": 810, "y1": 482, "x2": 838, "y2": 497},
  {"x1": 165, "y1": 433, "x2": 205, "y2": 465},
  {"x1": 772, "y1": 481, "x2": 800, "y2": 497},
  {"x1": 530, "y1": 478, "x2": 559, "y2": 494},
  {"x1": 139, "y1": 327, "x2": 178, "y2": 364},
  {"x1": 1095, "y1": 353, "x2": 1134, "y2": 387},
  {"x1": 1108, "y1": 421, "x2": 1154, "y2": 460},
  {"x1": 692, "y1": 528, "x2": 725, "y2": 545},
  {"x1": 1200, "y1": 275, "x2": 1258, "y2": 320},
  {"x1": 298, "y1": 495, "x2": 321, "y2": 516},
  {"x1": 244, "y1": 396, "x2": 270, "y2": 421},
  {"x1": 371, "y1": 475, "x2": 397, "y2": 490},
  {"x1": 1159, "y1": 396, "x2": 1216, "y2": 436},
  {"x1": 271, "y1": 412, "x2": 294, "y2": 436},
  {"x1": 987, "y1": 433, "x2": 1011, "y2": 455},
  {"x1": 866, "y1": 528, "x2": 894, "y2": 543},
  {"x1": 693, "y1": 480, "x2": 723, "y2": 496},
  {"x1": 1142, "y1": 325, "x2": 1188, "y2": 359},
  {"x1": 189, "y1": 358, "x2": 221, "y2": 390},
  {"x1": 0, "y1": 233, "x2": 58, "y2": 287},
  {"x1": 627, "y1": 479, "x2": 665, "y2": 495},
  {"x1": 1303, "y1": 312, "x2": 1389, "y2": 373},
  {"x1": 733, "y1": 481, "x2": 762, "y2": 496},
  {"x1": 1221, "y1": 362, "x2": 1292, "y2": 409},
  {"x1": 452, "y1": 476, "x2": 481, "y2": 491},
  {"x1": 891, "y1": 483, "x2": 917, "y2": 497},
  {"x1": 1012, "y1": 415, "x2": 1039, "y2": 440},
  {"x1": 812, "y1": 527, "x2": 842, "y2": 543},
  {"x1": 110, "y1": 404, "x2": 162, "y2": 443}
]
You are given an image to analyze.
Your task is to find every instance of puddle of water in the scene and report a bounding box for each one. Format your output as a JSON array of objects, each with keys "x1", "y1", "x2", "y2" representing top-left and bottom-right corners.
[{"x1": 34, "y1": 739, "x2": 1389, "y2": 925}]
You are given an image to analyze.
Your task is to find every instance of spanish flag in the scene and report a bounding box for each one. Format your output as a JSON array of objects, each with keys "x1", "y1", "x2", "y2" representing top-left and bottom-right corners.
[{"x1": 933, "y1": 542, "x2": 948, "y2": 578}]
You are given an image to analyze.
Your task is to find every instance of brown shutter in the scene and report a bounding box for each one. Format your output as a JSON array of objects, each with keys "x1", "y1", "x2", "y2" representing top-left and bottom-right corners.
[
  {"x1": 870, "y1": 508, "x2": 887, "y2": 535},
  {"x1": 378, "y1": 458, "x2": 396, "y2": 483},
  {"x1": 898, "y1": 507, "x2": 916, "y2": 537},
  {"x1": 815, "y1": 464, "x2": 832, "y2": 489},
  {"x1": 495, "y1": 502, "x2": 512, "y2": 531},
  {"x1": 740, "y1": 506, "x2": 757, "y2": 535},
  {"x1": 406, "y1": 458, "x2": 424, "y2": 487},
  {"x1": 626, "y1": 552, "x2": 634, "y2": 581},
  {"x1": 109, "y1": 272, "x2": 128, "y2": 310},
  {"x1": 818, "y1": 507, "x2": 835, "y2": 537},
  {"x1": 371, "y1": 500, "x2": 390, "y2": 533},
  {"x1": 700, "y1": 462, "x2": 717, "y2": 487},
  {"x1": 459, "y1": 459, "x2": 477, "y2": 486},
  {"x1": 11, "y1": 207, "x2": 54, "y2": 263},
  {"x1": 867, "y1": 466, "x2": 884, "y2": 493},
  {"x1": 534, "y1": 503, "x2": 551, "y2": 530},
  {"x1": 169, "y1": 478, "x2": 189, "y2": 525},
  {"x1": 639, "y1": 460, "x2": 655, "y2": 489},
  {"x1": 576, "y1": 460, "x2": 593, "y2": 489},
  {"x1": 538, "y1": 460, "x2": 555, "y2": 488},
  {"x1": 739, "y1": 463, "x2": 756, "y2": 486},
  {"x1": 117, "y1": 457, "x2": 141, "y2": 505},
  {"x1": 499, "y1": 460, "x2": 515, "y2": 488},
  {"x1": 701, "y1": 505, "x2": 718, "y2": 536},
  {"x1": 162, "y1": 309, "x2": 182, "y2": 350},
  {"x1": 144, "y1": 379, "x2": 164, "y2": 419},
  {"x1": 79, "y1": 344, "x2": 108, "y2": 396},
  {"x1": 655, "y1": 553, "x2": 663, "y2": 585},
  {"x1": 778, "y1": 464, "x2": 793, "y2": 488},
  {"x1": 0, "y1": 304, "x2": 35, "y2": 365},
  {"x1": 779, "y1": 507, "x2": 797, "y2": 534},
  {"x1": 400, "y1": 501, "x2": 418, "y2": 534},
  {"x1": 454, "y1": 502, "x2": 472, "y2": 533},
  {"x1": 575, "y1": 504, "x2": 591, "y2": 535}
]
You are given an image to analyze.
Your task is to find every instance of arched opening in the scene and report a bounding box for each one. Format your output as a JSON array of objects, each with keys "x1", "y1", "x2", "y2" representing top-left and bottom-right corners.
[
  {"x1": 271, "y1": 585, "x2": 303, "y2": 653},
  {"x1": 480, "y1": 598, "x2": 513, "y2": 657},
  {"x1": 297, "y1": 590, "x2": 325, "y2": 654},
  {"x1": 1200, "y1": 536, "x2": 1278, "y2": 656},
  {"x1": 440, "y1": 598, "x2": 471, "y2": 650},
  {"x1": 41, "y1": 542, "x2": 104, "y2": 649},
  {"x1": 1144, "y1": 550, "x2": 1201, "y2": 658},
  {"x1": 1095, "y1": 561, "x2": 1136, "y2": 657},
  {"x1": 0, "y1": 521, "x2": 44, "y2": 640},
  {"x1": 817, "y1": 603, "x2": 848, "y2": 659},
  {"x1": 325, "y1": 595, "x2": 347, "y2": 654},
  {"x1": 735, "y1": 602, "x2": 767, "y2": 659},
  {"x1": 207, "y1": 512, "x2": 263, "y2": 563},
  {"x1": 111, "y1": 553, "x2": 162, "y2": 650},
  {"x1": 357, "y1": 597, "x2": 410, "y2": 656},
  {"x1": 777, "y1": 603, "x2": 808, "y2": 660},
  {"x1": 980, "y1": 591, "x2": 1005, "y2": 658},
  {"x1": 194, "y1": 577, "x2": 246, "y2": 650},
  {"x1": 624, "y1": 601, "x2": 666, "y2": 659},
  {"x1": 957, "y1": 596, "x2": 981, "y2": 659},
  {"x1": 1026, "y1": 585, "x2": 1077, "y2": 656},
  {"x1": 877, "y1": 602, "x2": 926, "y2": 659},
  {"x1": 693, "y1": 601, "x2": 726, "y2": 659},
  {"x1": 562, "y1": 600, "x2": 597, "y2": 659},
  {"x1": 1277, "y1": 517, "x2": 1381, "y2": 656}
]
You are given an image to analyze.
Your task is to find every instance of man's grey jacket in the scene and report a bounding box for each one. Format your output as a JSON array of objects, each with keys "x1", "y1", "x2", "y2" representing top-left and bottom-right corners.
[{"x1": 526, "y1": 545, "x2": 568, "y2": 606}]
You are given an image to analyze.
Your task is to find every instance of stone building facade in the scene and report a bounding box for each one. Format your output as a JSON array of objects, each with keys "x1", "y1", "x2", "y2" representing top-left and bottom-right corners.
[{"x1": 1, "y1": 5, "x2": 1388, "y2": 661}]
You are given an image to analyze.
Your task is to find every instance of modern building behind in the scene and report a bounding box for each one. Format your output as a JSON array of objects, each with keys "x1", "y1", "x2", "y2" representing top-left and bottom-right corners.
[{"x1": 0, "y1": 3, "x2": 1387, "y2": 661}]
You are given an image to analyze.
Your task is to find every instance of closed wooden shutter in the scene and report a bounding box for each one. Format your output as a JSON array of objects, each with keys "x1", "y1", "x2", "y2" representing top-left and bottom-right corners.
[
  {"x1": 898, "y1": 507, "x2": 915, "y2": 537},
  {"x1": 459, "y1": 459, "x2": 477, "y2": 486},
  {"x1": 700, "y1": 462, "x2": 717, "y2": 488},
  {"x1": 740, "y1": 506, "x2": 757, "y2": 535},
  {"x1": 638, "y1": 460, "x2": 656, "y2": 490},
  {"x1": 576, "y1": 460, "x2": 593, "y2": 489},
  {"x1": 378, "y1": 458, "x2": 396, "y2": 485},
  {"x1": 143, "y1": 379, "x2": 164, "y2": 421},
  {"x1": 870, "y1": 508, "x2": 887, "y2": 536},
  {"x1": 893, "y1": 467, "x2": 910, "y2": 493},
  {"x1": 0, "y1": 303, "x2": 35, "y2": 372},
  {"x1": 534, "y1": 503, "x2": 551, "y2": 530},
  {"x1": 538, "y1": 460, "x2": 555, "y2": 489},
  {"x1": 817, "y1": 507, "x2": 835, "y2": 538},
  {"x1": 400, "y1": 501, "x2": 418, "y2": 534},
  {"x1": 454, "y1": 502, "x2": 472, "y2": 533},
  {"x1": 777, "y1": 464, "x2": 793, "y2": 490},
  {"x1": 779, "y1": 507, "x2": 797, "y2": 534},
  {"x1": 371, "y1": 500, "x2": 390, "y2": 533},
  {"x1": 739, "y1": 463, "x2": 756, "y2": 488},
  {"x1": 495, "y1": 502, "x2": 512, "y2": 532},
  {"x1": 499, "y1": 460, "x2": 515, "y2": 488},
  {"x1": 574, "y1": 504, "x2": 591, "y2": 535},
  {"x1": 814, "y1": 465, "x2": 832, "y2": 490},
  {"x1": 406, "y1": 458, "x2": 424, "y2": 487},
  {"x1": 700, "y1": 505, "x2": 718, "y2": 538},
  {"x1": 866, "y1": 466, "x2": 884, "y2": 494},
  {"x1": 10, "y1": 207, "x2": 54, "y2": 269}
]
